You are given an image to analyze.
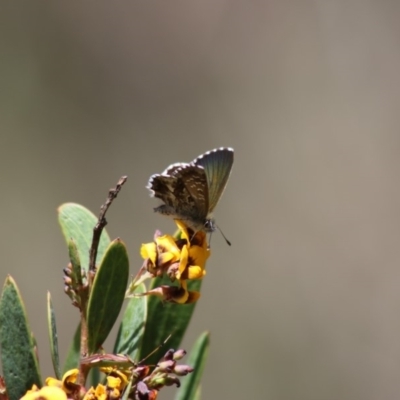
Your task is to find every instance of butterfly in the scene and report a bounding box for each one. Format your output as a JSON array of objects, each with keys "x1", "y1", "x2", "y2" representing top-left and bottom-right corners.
[{"x1": 147, "y1": 147, "x2": 234, "y2": 234}]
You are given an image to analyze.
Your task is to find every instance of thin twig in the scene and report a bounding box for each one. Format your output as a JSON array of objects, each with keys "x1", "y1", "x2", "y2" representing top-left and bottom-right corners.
[
  {"x1": 88, "y1": 175, "x2": 128, "y2": 276},
  {"x1": 79, "y1": 176, "x2": 128, "y2": 385}
]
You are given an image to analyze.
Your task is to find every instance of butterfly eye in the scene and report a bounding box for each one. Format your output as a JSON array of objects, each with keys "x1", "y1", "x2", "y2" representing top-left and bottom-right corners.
[{"x1": 203, "y1": 219, "x2": 215, "y2": 232}]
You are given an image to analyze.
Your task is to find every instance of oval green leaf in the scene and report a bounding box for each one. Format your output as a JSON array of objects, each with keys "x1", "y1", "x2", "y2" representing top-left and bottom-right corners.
[
  {"x1": 87, "y1": 239, "x2": 129, "y2": 353},
  {"x1": 58, "y1": 203, "x2": 111, "y2": 271},
  {"x1": 0, "y1": 276, "x2": 42, "y2": 400},
  {"x1": 114, "y1": 283, "x2": 146, "y2": 361}
]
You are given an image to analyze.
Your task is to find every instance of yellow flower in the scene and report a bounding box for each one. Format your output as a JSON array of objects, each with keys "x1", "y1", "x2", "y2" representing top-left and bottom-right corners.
[
  {"x1": 141, "y1": 234, "x2": 181, "y2": 276},
  {"x1": 177, "y1": 243, "x2": 207, "y2": 281},
  {"x1": 106, "y1": 376, "x2": 121, "y2": 399},
  {"x1": 21, "y1": 386, "x2": 67, "y2": 400},
  {"x1": 132, "y1": 220, "x2": 210, "y2": 303},
  {"x1": 61, "y1": 368, "x2": 80, "y2": 394},
  {"x1": 142, "y1": 221, "x2": 209, "y2": 281},
  {"x1": 101, "y1": 368, "x2": 129, "y2": 391},
  {"x1": 42, "y1": 369, "x2": 81, "y2": 398},
  {"x1": 45, "y1": 376, "x2": 62, "y2": 387},
  {"x1": 175, "y1": 220, "x2": 209, "y2": 280},
  {"x1": 83, "y1": 384, "x2": 107, "y2": 400}
]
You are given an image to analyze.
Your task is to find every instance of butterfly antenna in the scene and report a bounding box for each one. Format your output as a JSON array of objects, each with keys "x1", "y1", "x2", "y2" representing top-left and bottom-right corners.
[{"x1": 216, "y1": 224, "x2": 231, "y2": 246}]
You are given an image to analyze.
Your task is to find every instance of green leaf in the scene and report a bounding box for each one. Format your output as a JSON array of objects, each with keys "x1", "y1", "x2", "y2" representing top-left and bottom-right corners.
[
  {"x1": 139, "y1": 277, "x2": 202, "y2": 365},
  {"x1": 193, "y1": 386, "x2": 202, "y2": 400},
  {"x1": 63, "y1": 323, "x2": 81, "y2": 373},
  {"x1": 87, "y1": 239, "x2": 129, "y2": 353},
  {"x1": 68, "y1": 239, "x2": 83, "y2": 285},
  {"x1": 47, "y1": 292, "x2": 61, "y2": 380},
  {"x1": 0, "y1": 276, "x2": 42, "y2": 400},
  {"x1": 114, "y1": 283, "x2": 147, "y2": 361},
  {"x1": 58, "y1": 203, "x2": 111, "y2": 271},
  {"x1": 175, "y1": 331, "x2": 210, "y2": 400}
]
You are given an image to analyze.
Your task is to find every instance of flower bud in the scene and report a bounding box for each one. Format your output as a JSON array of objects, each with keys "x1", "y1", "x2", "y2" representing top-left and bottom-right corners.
[
  {"x1": 161, "y1": 349, "x2": 175, "y2": 361},
  {"x1": 156, "y1": 359, "x2": 175, "y2": 373},
  {"x1": 162, "y1": 375, "x2": 181, "y2": 388},
  {"x1": 132, "y1": 365, "x2": 150, "y2": 381},
  {"x1": 64, "y1": 276, "x2": 72, "y2": 285},
  {"x1": 173, "y1": 349, "x2": 186, "y2": 361},
  {"x1": 174, "y1": 364, "x2": 194, "y2": 376}
]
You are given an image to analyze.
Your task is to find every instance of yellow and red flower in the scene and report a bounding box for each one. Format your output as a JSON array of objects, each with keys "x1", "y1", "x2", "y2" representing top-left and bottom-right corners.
[{"x1": 128, "y1": 220, "x2": 210, "y2": 303}]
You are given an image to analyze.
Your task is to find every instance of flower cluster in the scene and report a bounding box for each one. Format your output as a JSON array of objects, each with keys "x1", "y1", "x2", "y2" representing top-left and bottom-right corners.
[
  {"x1": 21, "y1": 368, "x2": 128, "y2": 400},
  {"x1": 21, "y1": 348, "x2": 193, "y2": 400},
  {"x1": 128, "y1": 220, "x2": 210, "y2": 304}
]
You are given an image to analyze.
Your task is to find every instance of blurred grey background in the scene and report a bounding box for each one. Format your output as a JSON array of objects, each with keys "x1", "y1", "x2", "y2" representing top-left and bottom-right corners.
[{"x1": 1, "y1": 1, "x2": 400, "y2": 399}]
